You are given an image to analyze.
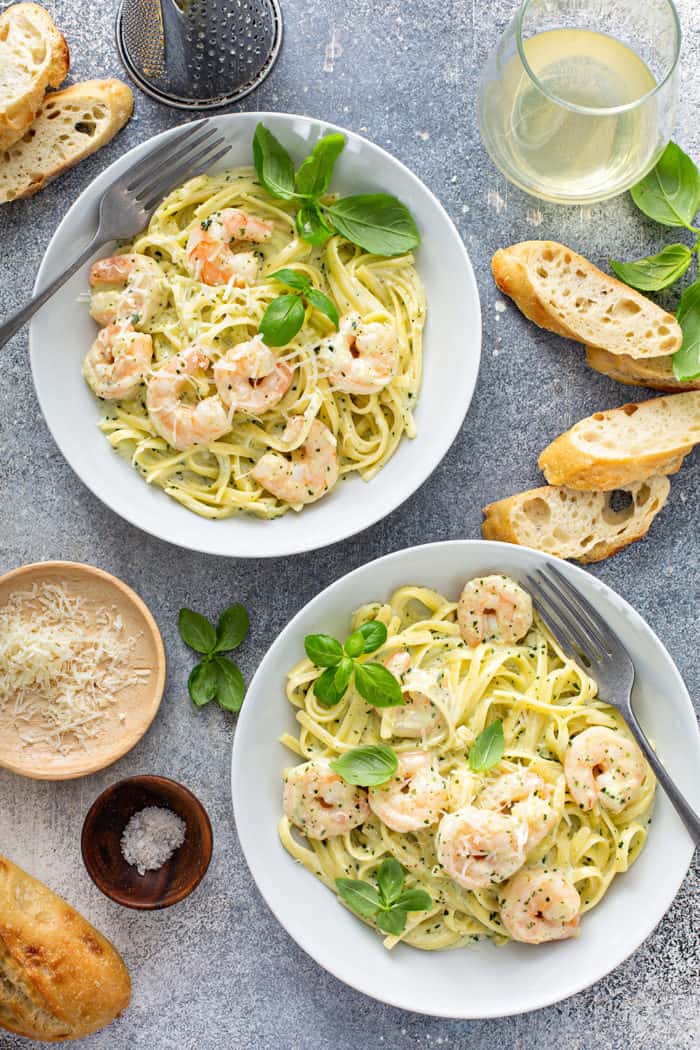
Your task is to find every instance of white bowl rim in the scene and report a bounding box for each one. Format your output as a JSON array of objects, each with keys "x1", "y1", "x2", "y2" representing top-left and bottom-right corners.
[
  {"x1": 29, "y1": 112, "x2": 481, "y2": 558},
  {"x1": 231, "y1": 538, "x2": 698, "y2": 1018}
]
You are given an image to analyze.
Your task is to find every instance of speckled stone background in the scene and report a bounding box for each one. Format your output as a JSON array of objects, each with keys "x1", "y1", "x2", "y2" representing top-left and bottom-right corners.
[{"x1": 1, "y1": 0, "x2": 698, "y2": 1046}]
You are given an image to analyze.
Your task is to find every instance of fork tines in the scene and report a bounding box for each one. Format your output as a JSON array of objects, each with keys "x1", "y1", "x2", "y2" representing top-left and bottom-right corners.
[{"x1": 122, "y1": 118, "x2": 229, "y2": 211}]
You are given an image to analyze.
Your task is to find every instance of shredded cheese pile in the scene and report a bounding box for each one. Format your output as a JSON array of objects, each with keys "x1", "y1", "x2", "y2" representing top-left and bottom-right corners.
[{"x1": 0, "y1": 581, "x2": 150, "y2": 753}]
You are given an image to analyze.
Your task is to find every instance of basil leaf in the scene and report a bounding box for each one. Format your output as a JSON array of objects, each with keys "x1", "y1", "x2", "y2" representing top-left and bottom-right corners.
[
  {"x1": 395, "y1": 889, "x2": 433, "y2": 913},
  {"x1": 335, "y1": 878, "x2": 381, "y2": 918},
  {"x1": 296, "y1": 201, "x2": 334, "y2": 245},
  {"x1": 630, "y1": 142, "x2": 700, "y2": 228},
  {"x1": 673, "y1": 280, "x2": 700, "y2": 381},
  {"x1": 323, "y1": 194, "x2": 420, "y2": 256},
  {"x1": 269, "y1": 267, "x2": 311, "y2": 294},
  {"x1": 375, "y1": 908, "x2": 407, "y2": 936},
  {"x1": 213, "y1": 656, "x2": 245, "y2": 712},
  {"x1": 306, "y1": 287, "x2": 339, "y2": 328},
  {"x1": 259, "y1": 294, "x2": 305, "y2": 347},
  {"x1": 252, "y1": 123, "x2": 296, "y2": 200},
  {"x1": 357, "y1": 620, "x2": 387, "y2": 654},
  {"x1": 610, "y1": 244, "x2": 693, "y2": 291},
  {"x1": 305, "y1": 633, "x2": 344, "y2": 667},
  {"x1": 469, "y1": 719, "x2": 505, "y2": 772},
  {"x1": 295, "y1": 133, "x2": 345, "y2": 197},
  {"x1": 330, "y1": 745, "x2": 398, "y2": 786},
  {"x1": 376, "y1": 858, "x2": 404, "y2": 906},
  {"x1": 215, "y1": 603, "x2": 249, "y2": 652},
  {"x1": 334, "y1": 656, "x2": 354, "y2": 693},
  {"x1": 188, "y1": 660, "x2": 217, "y2": 706},
  {"x1": 343, "y1": 629, "x2": 366, "y2": 658},
  {"x1": 179, "y1": 608, "x2": 216, "y2": 654},
  {"x1": 354, "y1": 662, "x2": 404, "y2": 707},
  {"x1": 313, "y1": 666, "x2": 348, "y2": 707}
]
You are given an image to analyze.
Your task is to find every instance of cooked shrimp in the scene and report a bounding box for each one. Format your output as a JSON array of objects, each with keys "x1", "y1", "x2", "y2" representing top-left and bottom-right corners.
[
  {"x1": 283, "y1": 757, "x2": 370, "y2": 839},
  {"x1": 89, "y1": 253, "x2": 167, "y2": 328},
  {"x1": 381, "y1": 652, "x2": 445, "y2": 740},
  {"x1": 186, "y1": 208, "x2": 273, "y2": 287},
  {"x1": 82, "y1": 324, "x2": 153, "y2": 400},
  {"x1": 368, "y1": 750, "x2": 448, "y2": 833},
  {"x1": 478, "y1": 771, "x2": 557, "y2": 853},
  {"x1": 318, "y1": 312, "x2": 398, "y2": 395},
  {"x1": 146, "y1": 347, "x2": 230, "y2": 451},
  {"x1": 251, "y1": 418, "x2": 339, "y2": 505},
  {"x1": 213, "y1": 335, "x2": 293, "y2": 415},
  {"x1": 436, "y1": 806, "x2": 528, "y2": 889},
  {"x1": 458, "y1": 574, "x2": 533, "y2": 647},
  {"x1": 564, "y1": 726, "x2": 646, "y2": 814},
  {"x1": 499, "y1": 869, "x2": 581, "y2": 944}
]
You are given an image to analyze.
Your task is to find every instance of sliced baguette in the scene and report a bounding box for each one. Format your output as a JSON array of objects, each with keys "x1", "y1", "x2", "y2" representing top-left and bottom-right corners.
[
  {"x1": 538, "y1": 391, "x2": 700, "y2": 490},
  {"x1": 492, "y1": 241, "x2": 682, "y2": 359},
  {"x1": 585, "y1": 345, "x2": 700, "y2": 392},
  {"x1": 0, "y1": 79, "x2": 133, "y2": 202},
  {"x1": 482, "y1": 477, "x2": 670, "y2": 563},
  {"x1": 0, "y1": 3, "x2": 69, "y2": 151}
]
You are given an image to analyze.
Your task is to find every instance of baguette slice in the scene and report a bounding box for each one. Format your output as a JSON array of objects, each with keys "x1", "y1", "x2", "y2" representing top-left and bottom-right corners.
[
  {"x1": 0, "y1": 3, "x2": 69, "y2": 151},
  {"x1": 492, "y1": 241, "x2": 682, "y2": 359},
  {"x1": 482, "y1": 477, "x2": 670, "y2": 563},
  {"x1": 586, "y1": 345, "x2": 700, "y2": 393},
  {"x1": 0, "y1": 79, "x2": 133, "y2": 202},
  {"x1": 0, "y1": 854, "x2": 130, "y2": 1041},
  {"x1": 538, "y1": 391, "x2": 700, "y2": 490}
]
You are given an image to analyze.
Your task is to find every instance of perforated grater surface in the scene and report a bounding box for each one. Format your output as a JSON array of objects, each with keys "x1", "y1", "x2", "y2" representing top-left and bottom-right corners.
[{"x1": 116, "y1": 0, "x2": 283, "y2": 110}]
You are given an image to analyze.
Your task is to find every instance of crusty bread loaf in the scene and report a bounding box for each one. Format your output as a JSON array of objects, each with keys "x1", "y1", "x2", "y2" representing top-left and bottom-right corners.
[
  {"x1": 482, "y1": 477, "x2": 670, "y2": 563},
  {"x1": 492, "y1": 241, "x2": 682, "y2": 360},
  {"x1": 0, "y1": 854, "x2": 130, "y2": 1041},
  {"x1": 538, "y1": 391, "x2": 700, "y2": 490},
  {"x1": 0, "y1": 79, "x2": 133, "y2": 202},
  {"x1": 585, "y1": 345, "x2": 700, "y2": 393},
  {"x1": 0, "y1": 3, "x2": 69, "y2": 151}
]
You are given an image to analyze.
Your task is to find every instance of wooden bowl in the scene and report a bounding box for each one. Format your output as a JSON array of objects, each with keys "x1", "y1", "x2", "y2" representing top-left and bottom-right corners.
[
  {"x1": 0, "y1": 561, "x2": 166, "y2": 779},
  {"x1": 81, "y1": 775, "x2": 213, "y2": 909}
]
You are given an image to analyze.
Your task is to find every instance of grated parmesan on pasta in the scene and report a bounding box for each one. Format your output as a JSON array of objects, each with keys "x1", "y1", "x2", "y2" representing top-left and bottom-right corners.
[{"x1": 0, "y1": 581, "x2": 151, "y2": 753}]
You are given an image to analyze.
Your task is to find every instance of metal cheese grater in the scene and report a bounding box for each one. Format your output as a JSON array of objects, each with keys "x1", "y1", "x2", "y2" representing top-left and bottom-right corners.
[{"x1": 116, "y1": 0, "x2": 283, "y2": 110}]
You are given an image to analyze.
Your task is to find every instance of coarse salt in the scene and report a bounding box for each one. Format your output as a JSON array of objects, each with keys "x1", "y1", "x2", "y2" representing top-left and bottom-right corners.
[{"x1": 120, "y1": 806, "x2": 186, "y2": 876}]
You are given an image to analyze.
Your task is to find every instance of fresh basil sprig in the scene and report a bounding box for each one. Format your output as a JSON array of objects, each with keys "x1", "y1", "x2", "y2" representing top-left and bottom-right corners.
[
  {"x1": 468, "y1": 719, "x2": 505, "y2": 772},
  {"x1": 259, "y1": 268, "x2": 339, "y2": 347},
  {"x1": 335, "y1": 858, "x2": 433, "y2": 937},
  {"x1": 253, "y1": 123, "x2": 420, "y2": 257},
  {"x1": 304, "y1": 620, "x2": 403, "y2": 708},
  {"x1": 611, "y1": 141, "x2": 700, "y2": 381},
  {"x1": 179, "y1": 604, "x2": 249, "y2": 712},
  {"x1": 331, "y1": 745, "x2": 398, "y2": 786}
]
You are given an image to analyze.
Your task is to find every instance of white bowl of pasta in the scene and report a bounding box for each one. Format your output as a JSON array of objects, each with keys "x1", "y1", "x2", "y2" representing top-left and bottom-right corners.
[
  {"x1": 231, "y1": 540, "x2": 699, "y2": 1017},
  {"x1": 29, "y1": 113, "x2": 480, "y2": 557}
]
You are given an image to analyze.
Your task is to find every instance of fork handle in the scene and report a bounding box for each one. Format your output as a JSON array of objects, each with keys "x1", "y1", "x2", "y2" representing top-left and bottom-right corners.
[
  {"x1": 626, "y1": 705, "x2": 700, "y2": 848},
  {"x1": 0, "y1": 233, "x2": 104, "y2": 350}
]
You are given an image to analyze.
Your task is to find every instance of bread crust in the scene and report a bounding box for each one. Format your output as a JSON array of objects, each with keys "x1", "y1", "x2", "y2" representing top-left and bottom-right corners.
[
  {"x1": 585, "y1": 345, "x2": 700, "y2": 393},
  {"x1": 0, "y1": 854, "x2": 130, "y2": 1041}
]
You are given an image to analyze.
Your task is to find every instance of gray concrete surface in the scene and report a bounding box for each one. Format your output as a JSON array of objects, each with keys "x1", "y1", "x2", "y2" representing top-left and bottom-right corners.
[{"x1": 0, "y1": 1, "x2": 698, "y2": 1047}]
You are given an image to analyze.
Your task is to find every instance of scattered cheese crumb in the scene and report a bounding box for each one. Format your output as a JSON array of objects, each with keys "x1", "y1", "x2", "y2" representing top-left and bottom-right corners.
[{"x1": 121, "y1": 807, "x2": 186, "y2": 876}]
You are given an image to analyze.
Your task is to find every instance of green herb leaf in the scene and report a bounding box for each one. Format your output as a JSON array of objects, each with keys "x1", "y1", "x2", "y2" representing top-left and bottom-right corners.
[
  {"x1": 305, "y1": 633, "x2": 344, "y2": 667},
  {"x1": 354, "y1": 662, "x2": 404, "y2": 707},
  {"x1": 356, "y1": 620, "x2": 387, "y2": 654},
  {"x1": 306, "y1": 287, "x2": 339, "y2": 328},
  {"x1": 334, "y1": 656, "x2": 355, "y2": 694},
  {"x1": 259, "y1": 293, "x2": 306, "y2": 347},
  {"x1": 215, "y1": 603, "x2": 249, "y2": 652},
  {"x1": 610, "y1": 244, "x2": 693, "y2": 291},
  {"x1": 188, "y1": 660, "x2": 217, "y2": 706},
  {"x1": 252, "y1": 123, "x2": 296, "y2": 200},
  {"x1": 343, "y1": 629, "x2": 366, "y2": 658},
  {"x1": 296, "y1": 201, "x2": 334, "y2": 245},
  {"x1": 330, "y1": 745, "x2": 398, "y2": 786},
  {"x1": 212, "y1": 655, "x2": 245, "y2": 712},
  {"x1": 323, "y1": 194, "x2": 420, "y2": 256},
  {"x1": 469, "y1": 719, "x2": 505, "y2": 772},
  {"x1": 394, "y1": 888, "x2": 433, "y2": 913},
  {"x1": 295, "y1": 133, "x2": 345, "y2": 197},
  {"x1": 376, "y1": 858, "x2": 405, "y2": 906},
  {"x1": 313, "y1": 666, "x2": 348, "y2": 707},
  {"x1": 335, "y1": 878, "x2": 381, "y2": 918},
  {"x1": 269, "y1": 267, "x2": 311, "y2": 294},
  {"x1": 375, "y1": 908, "x2": 407, "y2": 936},
  {"x1": 630, "y1": 142, "x2": 700, "y2": 229},
  {"x1": 179, "y1": 608, "x2": 216, "y2": 654},
  {"x1": 673, "y1": 279, "x2": 700, "y2": 381}
]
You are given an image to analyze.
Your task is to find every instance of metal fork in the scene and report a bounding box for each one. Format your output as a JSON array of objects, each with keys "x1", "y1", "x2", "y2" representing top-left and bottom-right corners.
[
  {"x1": 525, "y1": 563, "x2": 700, "y2": 847},
  {"x1": 0, "y1": 118, "x2": 229, "y2": 350}
]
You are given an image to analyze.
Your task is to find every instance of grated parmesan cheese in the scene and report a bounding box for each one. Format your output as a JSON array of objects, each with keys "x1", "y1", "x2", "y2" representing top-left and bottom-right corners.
[{"x1": 0, "y1": 581, "x2": 151, "y2": 753}]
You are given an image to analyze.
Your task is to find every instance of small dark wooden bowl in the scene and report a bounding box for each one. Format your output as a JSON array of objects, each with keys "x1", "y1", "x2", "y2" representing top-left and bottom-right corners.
[{"x1": 81, "y1": 775, "x2": 213, "y2": 910}]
